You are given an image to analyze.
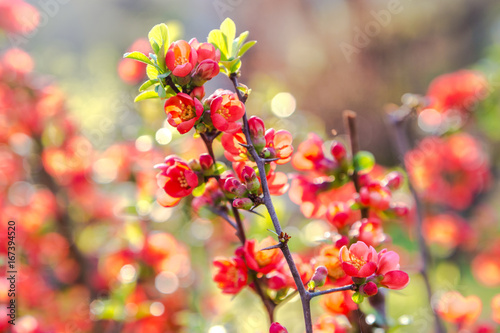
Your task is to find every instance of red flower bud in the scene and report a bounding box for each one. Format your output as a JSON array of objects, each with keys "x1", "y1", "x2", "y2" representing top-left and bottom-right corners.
[
  {"x1": 199, "y1": 154, "x2": 213, "y2": 170},
  {"x1": 269, "y1": 322, "x2": 288, "y2": 333},
  {"x1": 330, "y1": 140, "x2": 346, "y2": 160},
  {"x1": 383, "y1": 171, "x2": 404, "y2": 190},
  {"x1": 192, "y1": 59, "x2": 219, "y2": 85},
  {"x1": 233, "y1": 197, "x2": 253, "y2": 210},
  {"x1": 360, "y1": 281, "x2": 378, "y2": 296},
  {"x1": 190, "y1": 86, "x2": 205, "y2": 100},
  {"x1": 308, "y1": 266, "x2": 328, "y2": 290}
]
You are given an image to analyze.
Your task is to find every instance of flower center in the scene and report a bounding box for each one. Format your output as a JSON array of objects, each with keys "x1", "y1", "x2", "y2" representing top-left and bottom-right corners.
[
  {"x1": 179, "y1": 103, "x2": 196, "y2": 121},
  {"x1": 216, "y1": 106, "x2": 230, "y2": 119},
  {"x1": 177, "y1": 173, "x2": 190, "y2": 188},
  {"x1": 174, "y1": 56, "x2": 188, "y2": 66},
  {"x1": 348, "y1": 254, "x2": 367, "y2": 271}
]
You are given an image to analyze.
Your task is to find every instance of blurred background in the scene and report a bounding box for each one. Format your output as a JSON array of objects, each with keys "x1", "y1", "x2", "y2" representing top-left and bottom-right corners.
[{"x1": 2, "y1": 0, "x2": 500, "y2": 332}]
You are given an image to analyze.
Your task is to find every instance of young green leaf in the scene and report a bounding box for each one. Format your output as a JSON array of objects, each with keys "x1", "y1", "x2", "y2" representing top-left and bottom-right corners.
[
  {"x1": 134, "y1": 90, "x2": 159, "y2": 102},
  {"x1": 146, "y1": 64, "x2": 160, "y2": 80},
  {"x1": 139, "y1": 79, "x2": 158, "y2": 92},
  {"x1": 220, "y1": 18, "x2": 236, "y2": 56},
  {"x1": 208, "y1": 29, "x2": 227, "y2": 60},
  {"x1": 192, "y1": 183, "x2": 206, "y2": 197},
  {"x1": 123, "y1": 51, "x2": 155, "y2": 66},
  {"x1": 155, "y1": 85, "x2": 167, "y2": 99},
  {"x1": 238, "y1": 41, "x2": 256, "y2": 57},
  {"x1": 148, "y1": 23, "x2": 170, "y2": 55}
]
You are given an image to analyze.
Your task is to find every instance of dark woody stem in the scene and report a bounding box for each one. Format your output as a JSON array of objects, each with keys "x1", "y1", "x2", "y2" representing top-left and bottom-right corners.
[
  {"x1": 387, "y1": 111, "x2": 446, "y2": 333},
  {"x1": 229, "y1": 73, "x2": 314, "y2": 333},
  {"x1": 309, "y1": 284, "x2": 356, "y2": 298}
]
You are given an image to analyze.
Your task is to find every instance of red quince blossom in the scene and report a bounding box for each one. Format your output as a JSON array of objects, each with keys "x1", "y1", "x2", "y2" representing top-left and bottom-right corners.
[
  {"x1": 436, "y1": 291, "x2": 482, "y2": 326},
  {"x1": 244, "y1": 237, "x2": 284, "y2": 274},
  {"x1": 339, "y1": 241, "x2": 378, "y2": 278},
  {"x1": 354, "y1": 217, "x2": 387, "y2": 248},
  {"x1": 189, "y1": 38, "x2": 221, "y2": 62},
  {"x1": 313, "y1": 314, "x2": 349, "y2": 333},
  {"x1": 357, "y1": 181, "x2": 392, "y2": 211},
  {"x1": 209, "y1": 90, "x2": 245, "y2": 133},
  {"x1": 213, "y1": 256, "x2": 248, "y2": 294},
  {"x1": 492, "y1": 294, "x2": 500, "y2": 324},
  {"x1": 405, "y1": 133, "x2": 490, "y2": 210},
  {"x1": 315, "y1": 244, "x2": 346, "y2": 280},
  {"x1": 118, "y1": 38, "x2": 151, "y2": 84},
  {"x1": 472, "y1": 242, "x2": 500, "y2": 287},
  {"x1": 164, "y1": 93, "x2": 204, "y2": 134},
  {"x1": 321, "y1": 290, "x2": 357, "y2": 315},
  {"x1": 423, "y1": 214, "x2": 474, "y2": 251},
  {"x1": 292, "y1": 133, "x2": 336, "y2": 173},
  {"x1": 165, "y1": 40, "x2": 198, "y2": 77},
  {"x1": 426, "y1": 70, "x2": 488, "y2": 115},
  {"x1": 264, "y1": 128, "x2": 293, "y2": 164},
  {"x1": 155, "y1": 156, "x2": 199, "y2": 206},
  {"x1": 376, "y1": 249, "x2": 409, "y2": 290},
  {"x1": 325, "y1": 201, "x2": 353, "y2": 229}
]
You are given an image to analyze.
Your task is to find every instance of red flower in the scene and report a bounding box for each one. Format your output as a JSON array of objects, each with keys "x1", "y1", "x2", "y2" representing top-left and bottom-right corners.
[
  {"x1": 292, "y1": 133, "x2": 333, "y2": 173},
  {"x1": 436, "y1": 291, "x2": 482, "y2": 326},
  {"x1": 405, "y1": 134, "x2": 490, "y2": 210},
  {"x1": 313, "y1": 315, "x2": 348, "y2": 333},
  {"x1": 165, "y1": 40, "x2": 198, "y2": 77},
  {"x1": 376, "y1": 249, "x2": 409, "y2": 290},
  {"x1": 189, "y1": 38, "x2": 221, "y2": 62},
  {"x1": 213, "y1": 257, "x2": 248, "y2": 294},
  {"x1": 118, "y1": 38, "x2": 151, "y2": 84},
  {"x1": 325, "y1": 201, "x2": 352, "y2": 229},
  {"x1": 209, "y1": 91, "x2": 245, "y2": 133},
  {"x1": 356, "y1": 217, "x2": 386, "y2": 248},
  {"x1": 155, "y1": 156, "x2": 199, "y2": 202},
  {"x1": 427, "y1": 70, "x2": 488, "y2": 115},
  {"x1": 193, "y1": 59, "x2": 219, "y2": 82},
  {"x1": 264, "y1": 128, "x2": 293, "y2": 164},
  {"x1": 164, "y1": 93, "x2": 204, "y2": 134},
  {"x1": 339, "y1": 241, "x2": 378, "y2": 278},
  {"x1": 244, "y1": 237, "x2": 284, "y2": 274},
  {"x1": 321, "y1": 290, "x2": 357, "y2": 315}
]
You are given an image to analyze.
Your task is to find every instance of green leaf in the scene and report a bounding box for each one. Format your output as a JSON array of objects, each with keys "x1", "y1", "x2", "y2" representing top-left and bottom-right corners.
[
  {"x1": 229, "y1": 58, "x2": 241, "y2": 74},
  {"x1": 220, "y1": 18, "x2": 236, "y2": 56},
  {"x1": 157, "y1": 71, "x2": 172, "y2": 79},
  {"x1": 139, "y1": 79, "x2": 158, "y2": 92},
  {"x1": 123, "y1": 51, "x2": 155, "y2": 66},
  {"x1": 208, "y1": 29, "x2": 227, "y2": 60},
  {"x1": 134, "y1": 90, "x2": 159, "y2": 102},
  {"x1": 148, "y1": 23, "x2": 170, "y2": 55},
  {"x1": 155, "y1": 85, "x2": 166, "y2": 98},
  {"x1": 146, "y1": 64, "x2": 159, "y2": 80},
  {"x1": 151, "y1": 41, "x2": 160, "y2": 55},
  {"x1": 214, "y1": 161, "x2": 227, "y2": 176},
  {"x1": 192, "y1": 183, "x2": 206, "y2": 197},
  {"x1": 238, "y1": 41, "x2": 256, "y2": 57},
  {"x1": 235, "y1": 31, "x2": 249, "y2": 49}
]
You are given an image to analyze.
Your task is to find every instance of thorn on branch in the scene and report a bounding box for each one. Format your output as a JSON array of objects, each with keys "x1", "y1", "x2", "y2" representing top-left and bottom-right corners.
[{"x1": 260, "y1": 243, "x2": 283, "y2": 251}]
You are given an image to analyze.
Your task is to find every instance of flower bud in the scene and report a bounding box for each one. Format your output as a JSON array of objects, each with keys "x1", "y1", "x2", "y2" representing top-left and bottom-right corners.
[
  {"x1": 326, "y1": 202, "x2": 351, "y2": 229},
  {"x1": 188, "y1": 158, "x2": 201, "y2": 171},
  {"x1": 360, "y1": 281, "x2": 378, "y2": 297},
  {"x1": 391, "y1": 203, "x2": 409, "y2": 216},
  {"x1": 308, "y1": 266, "x2": 328, "y2": 291},
  {"x1": 233, "y1": 198, "x2": 253, "y2": 210},
  {"x1": 330, "y1": 141, "x2": 346, "y2": 160},
  {"x1": 267, "y1": 273, "x2": 287, "y2": 290},
  {"x1": 269, "y1": 322, "x2": 288, "y2": 333},
  {"x1": 199, "y1": 154, "x2": 213, "y2": 170},
  {"x1": 383, "y1": 171, "x2": 404, "y2": 190},
  {"x1": 190, "y1": 85, "x2": 205, "y2": 100},
  {"x1": 192, "y1": 59, "x2": 219, "y2": 85},
  {"x1": 224, "y1": 177, "x2": 247, "y2": 197},
  {"x1": 248, "y1": 116, "x2": 266, "y2": 151}
]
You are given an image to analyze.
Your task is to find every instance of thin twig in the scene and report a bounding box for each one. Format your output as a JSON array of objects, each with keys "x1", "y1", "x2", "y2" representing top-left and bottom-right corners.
[{"x1": 309, "y1": 284, "x2": 356, "y2": 298}]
